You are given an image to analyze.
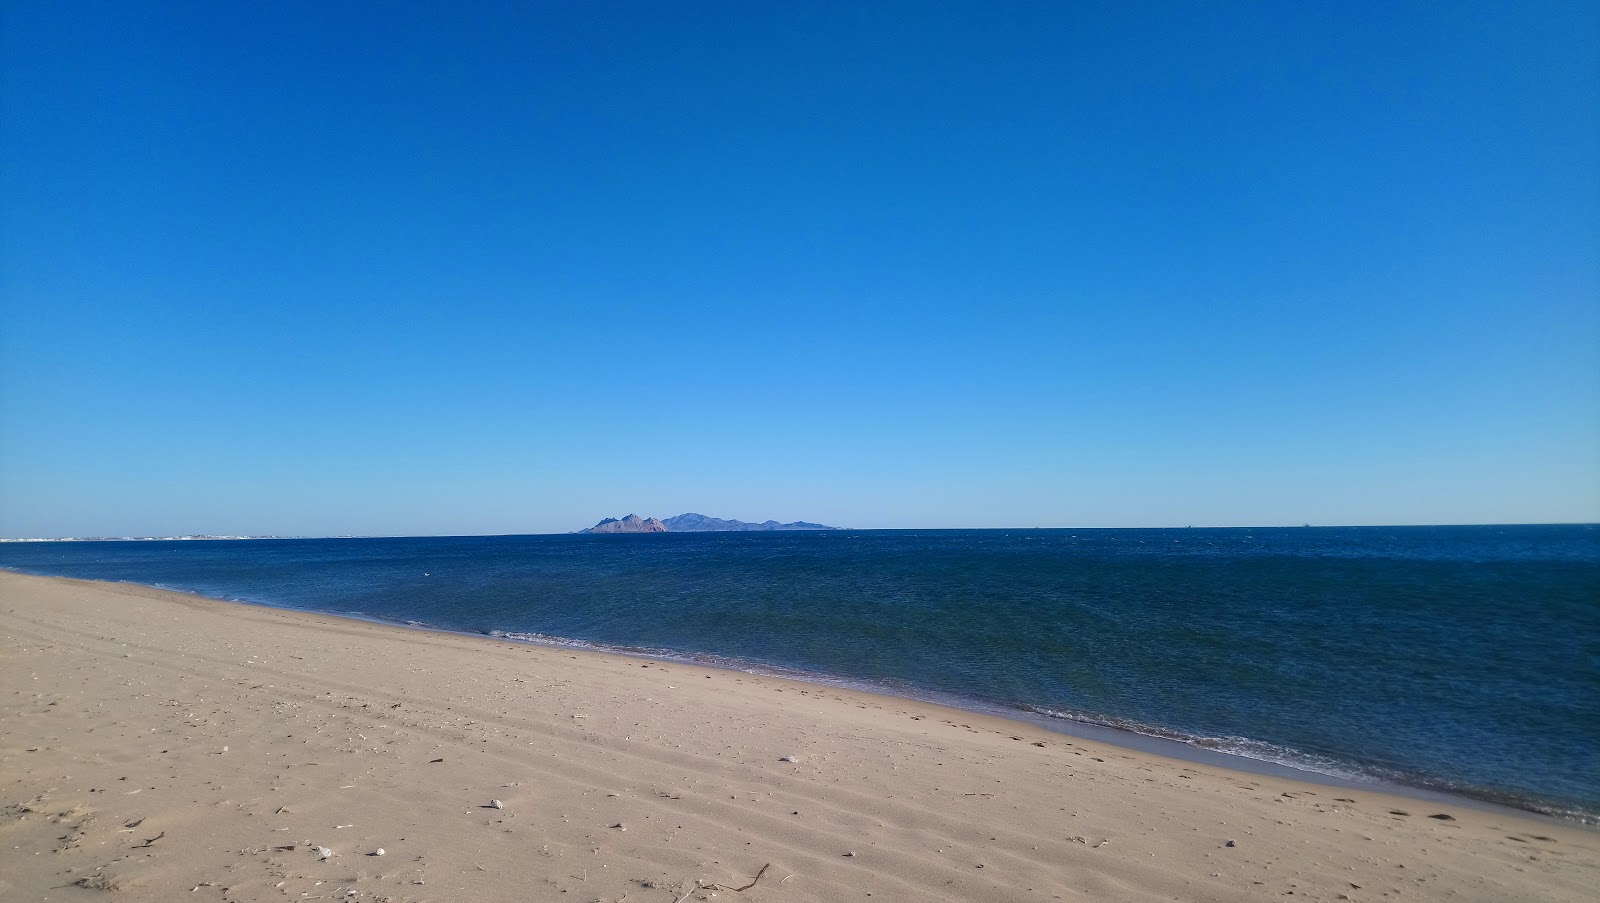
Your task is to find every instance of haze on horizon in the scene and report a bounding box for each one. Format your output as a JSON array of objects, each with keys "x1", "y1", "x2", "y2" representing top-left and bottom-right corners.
[{"x1": 2, "y1": 2, "x2": 1597, "y2": 539}]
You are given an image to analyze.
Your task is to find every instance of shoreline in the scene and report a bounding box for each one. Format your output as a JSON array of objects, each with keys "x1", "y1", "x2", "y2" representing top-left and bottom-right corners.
[
  {"x1": 4, "y1": 570, "x2": 1597, "y2": 901},
  {"x1": 3, "y1": 566, "x2": 1589, "y2": 826},
  {"x1": 475, "y1": 627, "x2": 1579, "y2": 824}
]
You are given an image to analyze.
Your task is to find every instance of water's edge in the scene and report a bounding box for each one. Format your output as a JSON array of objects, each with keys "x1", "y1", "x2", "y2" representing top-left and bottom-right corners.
[{"x1": 15, "y1": 567, "x2": 1585, "y2": 829}]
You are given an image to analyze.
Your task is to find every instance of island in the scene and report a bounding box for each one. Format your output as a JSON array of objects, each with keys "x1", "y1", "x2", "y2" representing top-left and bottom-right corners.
[
  {"x1": 662, "y1": 513, "x2": 837, "y2": 532},
  {"x1": 579, "y1": 514, "x2": 669, "y2": 534},
  {"x1": 577, "y1": 513, "x2": 838, "y2": 533}
]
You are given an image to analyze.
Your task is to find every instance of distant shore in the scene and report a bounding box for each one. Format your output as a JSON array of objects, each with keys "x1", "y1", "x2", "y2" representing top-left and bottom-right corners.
[{"x1": 2, "y1": 570, "x2": 1594, "y2": 902}]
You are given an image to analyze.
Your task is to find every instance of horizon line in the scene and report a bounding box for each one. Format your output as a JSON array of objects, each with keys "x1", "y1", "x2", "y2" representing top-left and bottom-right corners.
[{"x1": 3, "y1": 521, "x2": 1597, "y2": 543}]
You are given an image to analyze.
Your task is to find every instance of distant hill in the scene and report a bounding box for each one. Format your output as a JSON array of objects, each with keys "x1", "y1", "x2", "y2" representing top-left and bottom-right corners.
[
  {"x1": 576, "y1": 513, "x2": 839, "y2": 533},
  {"x1": 579, "y1": 514, "x2": 668, "y2": 534},
  {"x1": 661, "y1": 513, "x2": 838, "y2": 532}
]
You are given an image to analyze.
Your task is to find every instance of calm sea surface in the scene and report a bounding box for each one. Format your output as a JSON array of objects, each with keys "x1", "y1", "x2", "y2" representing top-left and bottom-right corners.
[{"x1": 4, "y1": 526, "x2": 1597, "y2": 822}]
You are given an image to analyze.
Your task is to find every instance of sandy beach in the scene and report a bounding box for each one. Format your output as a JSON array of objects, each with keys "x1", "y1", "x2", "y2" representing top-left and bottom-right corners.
[{"x1": 1, "y1": 570, "x2": 1594, "y2": 902}]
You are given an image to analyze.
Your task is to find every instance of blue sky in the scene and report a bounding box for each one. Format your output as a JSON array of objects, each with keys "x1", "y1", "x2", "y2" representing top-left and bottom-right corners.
[{"x1": 2, "y1": 1, "x2": 1596, "y2": 536}]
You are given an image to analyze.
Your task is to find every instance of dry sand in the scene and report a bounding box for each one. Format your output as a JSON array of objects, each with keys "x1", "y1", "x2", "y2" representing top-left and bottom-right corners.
[{"x1": 2, "y1": 570, "x2": 1594, "y2": 902}]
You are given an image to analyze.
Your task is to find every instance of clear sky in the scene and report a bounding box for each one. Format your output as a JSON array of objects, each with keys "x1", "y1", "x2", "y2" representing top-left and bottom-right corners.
[{"x1": 2, "y1": 1, "x2": 1596, "y2": 537}]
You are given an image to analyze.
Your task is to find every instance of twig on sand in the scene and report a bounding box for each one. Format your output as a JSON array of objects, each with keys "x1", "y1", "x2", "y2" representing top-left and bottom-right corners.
[
  {"x1": 137, "y1": 831, "x2": 165, "y2": 848},
  {"x1": 671, "y1": 863, "x2": 769, "y2": 902},
  {"x1": 709, "y1": 863, "x2": 771, "y2": 893}
]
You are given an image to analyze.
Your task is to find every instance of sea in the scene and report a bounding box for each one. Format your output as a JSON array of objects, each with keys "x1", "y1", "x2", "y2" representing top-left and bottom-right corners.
[{"x1": 3, "y1": 525, "x2": 1596, "y2": 824}]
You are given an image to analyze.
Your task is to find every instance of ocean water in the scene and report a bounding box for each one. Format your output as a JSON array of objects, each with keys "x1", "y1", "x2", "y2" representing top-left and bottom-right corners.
[{"x1": 4, "y1": 525, "x2": 1597, "y2": 823}]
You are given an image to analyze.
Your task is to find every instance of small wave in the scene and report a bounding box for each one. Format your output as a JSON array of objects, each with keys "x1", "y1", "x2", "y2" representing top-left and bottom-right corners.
[
  {"x1": 488, "y1": 629, "x2": 626, "y2": 653},
  {"x1": 1019, "y1": 704, "x2": 1597, "y2": 826},
  {"x1": 1020, "y1": 704, "x2": 1370, "y2": 783}
]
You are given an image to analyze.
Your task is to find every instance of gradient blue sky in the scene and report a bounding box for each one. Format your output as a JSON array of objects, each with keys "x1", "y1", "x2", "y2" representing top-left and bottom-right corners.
[{"x1": 2, "y1": 1, "x2": 1596, "y2": 536}]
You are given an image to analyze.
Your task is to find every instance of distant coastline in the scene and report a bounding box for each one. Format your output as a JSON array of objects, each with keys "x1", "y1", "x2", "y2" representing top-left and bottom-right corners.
[{"x1": 0, "y1": 535, "x2": 304, "y2": 543}]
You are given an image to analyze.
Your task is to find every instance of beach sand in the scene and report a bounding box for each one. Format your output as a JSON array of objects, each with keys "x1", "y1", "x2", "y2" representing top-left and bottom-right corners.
[{"x1": 2, "y1": 571, "x2": 1594, "y2": 902}]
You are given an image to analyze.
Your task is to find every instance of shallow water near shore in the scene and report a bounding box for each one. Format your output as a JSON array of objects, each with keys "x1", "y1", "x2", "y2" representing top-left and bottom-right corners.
[{"x1": 5, "y1": 525, "x2": 1597, "y2": 823}]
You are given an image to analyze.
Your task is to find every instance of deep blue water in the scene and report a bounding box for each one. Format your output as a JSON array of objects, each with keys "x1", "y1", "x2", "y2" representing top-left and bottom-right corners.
[{"x1": 4, "y1": 525, "x2": 1597, "y2": 822}]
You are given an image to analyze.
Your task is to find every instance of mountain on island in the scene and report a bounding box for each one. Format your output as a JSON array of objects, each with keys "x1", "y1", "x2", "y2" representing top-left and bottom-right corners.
[
  {"x1": 577, "y1": 513, "x2": 838, "y2": 533},
  {"x1": 579, "y1": 514, "x2": 668, "y2": 534},
  {"x1": 661, "y1": 513, "x2": 837, "y2": 532}
]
